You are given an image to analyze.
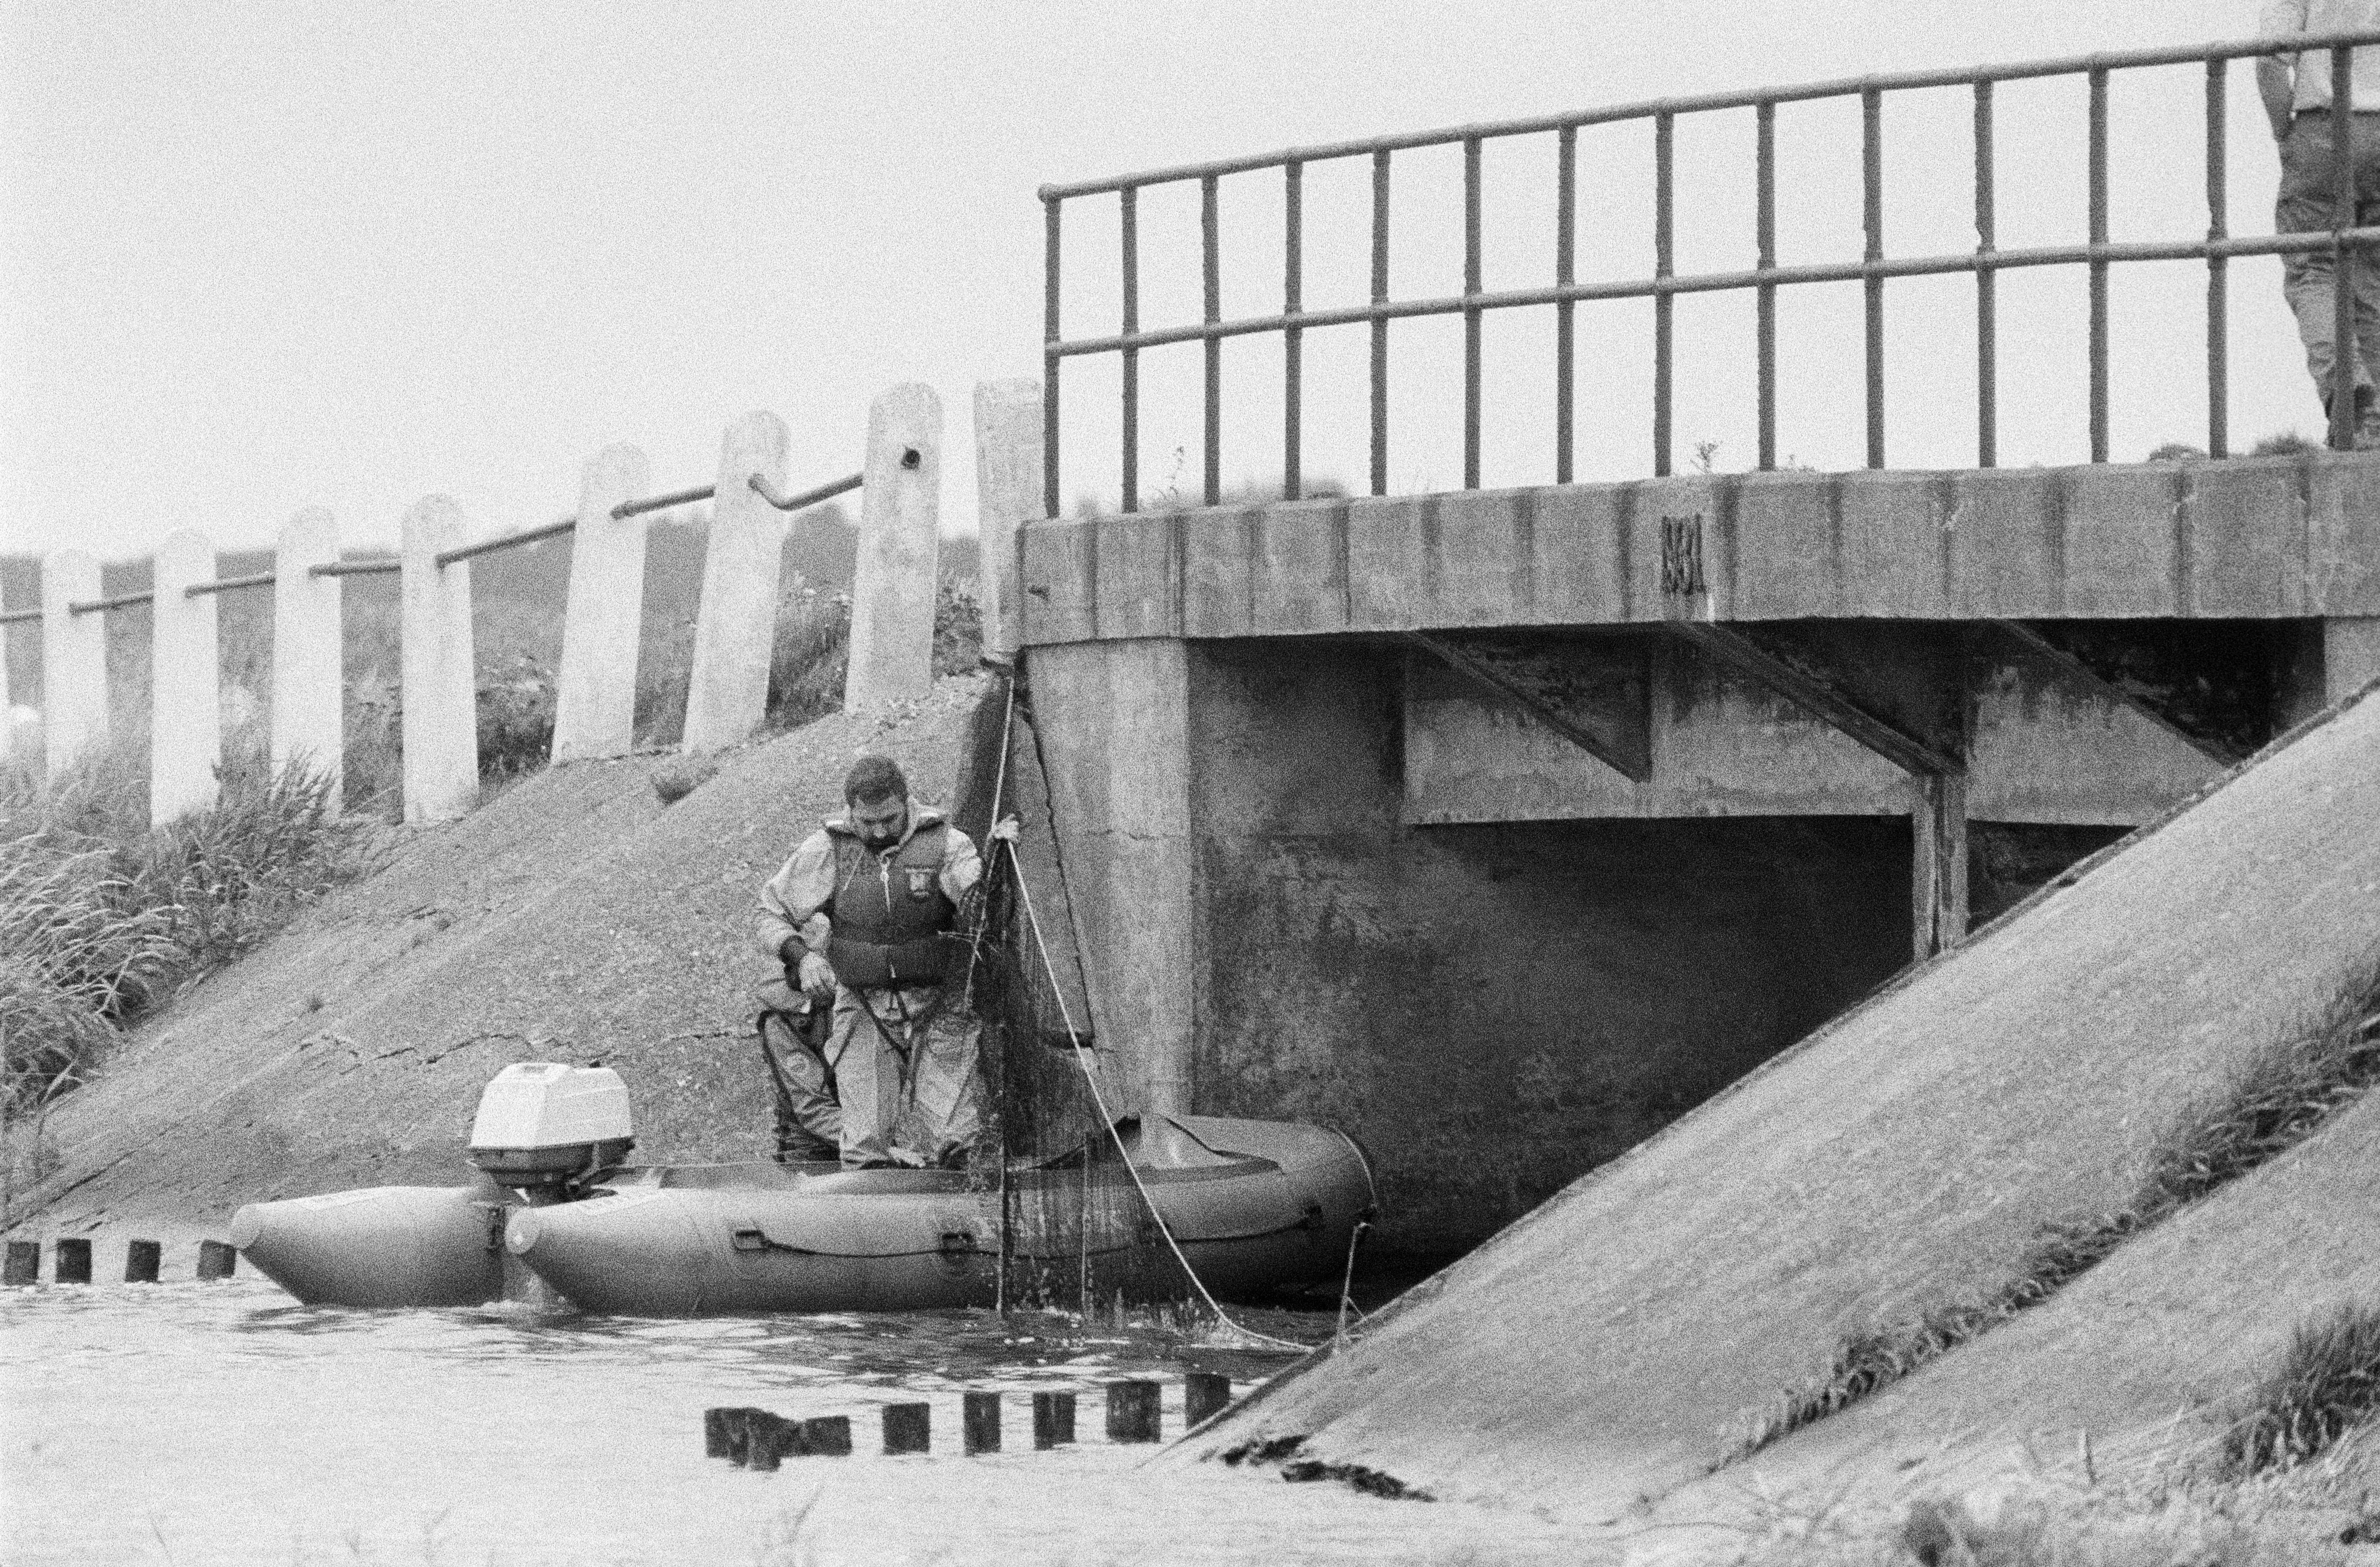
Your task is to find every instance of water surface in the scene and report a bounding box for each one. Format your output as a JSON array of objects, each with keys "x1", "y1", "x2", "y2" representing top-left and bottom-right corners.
[{"x1": 2, "y1": 1281, "x2": 1586, "y2": 1566}]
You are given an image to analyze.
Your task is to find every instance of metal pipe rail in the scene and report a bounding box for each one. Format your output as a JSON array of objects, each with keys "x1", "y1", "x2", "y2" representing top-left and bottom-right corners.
[
  {"x1": 68, "y1": 589, "x2": 155, "y2": 616},
  {"x1": 0, "y1": 607, "x2": 40, "y2": 626},
  {"x1": 185, "y1": 570, "x2": 276, "y2": 598},
  {"x1": 753, "y1": 470, "x2": 864, "y2": 513},
  {"x1": 1039, "y1": 27, "x2": 2380, "y2": 513},
  {"x1": 437, "y1": 516, "x2": 575, "y2": 569}
]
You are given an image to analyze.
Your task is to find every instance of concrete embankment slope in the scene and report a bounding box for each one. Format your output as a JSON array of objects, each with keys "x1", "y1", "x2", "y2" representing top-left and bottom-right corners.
[
  {"x1": 1181, "y1": 684, "x2": 2380, "y2": 1522},
  {"x1": 1647, "y1": 1086, "x2": 2380, "y2": 1539},
  {"x1": 8, "y1": 677, "x2": 991, "y2": 1248}
]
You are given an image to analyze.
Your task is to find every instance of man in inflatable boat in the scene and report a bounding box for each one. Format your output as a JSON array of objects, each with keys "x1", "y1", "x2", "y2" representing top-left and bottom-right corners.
[{"x1": 753, "y1": 755, "x2": 1007, "y2": 1170}]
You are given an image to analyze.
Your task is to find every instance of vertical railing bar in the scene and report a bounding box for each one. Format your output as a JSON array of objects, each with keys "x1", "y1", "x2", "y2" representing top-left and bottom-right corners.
[
  {"x1": 2207, "y1": 60, "x2": 2230, "y2": 459},
  {"x1": 1756, "y1": 100, "x2": 1777, "y2": 471},
  {"x1": 1976, "y1": 81, "x2": 1997, "y2": 469},
  {"x1": 1284, "y1": 160, "x2": 1303, "y2": 502},
  {"x1": 2088, "y1": 66, "x2": 2111, "y2": 464},
  {"x1": 1120, "y1": 186, "x2": 1139, "y2": 513},
  {"x1": 1202, "y1": 173, "x2": 1222, "y2": 505},
  {"x1": 1371, "y1": 148, "x2": 1390, "y2": 497},
  {"x1": 1043, "y1": 194, "x2": 1062, "y2": 519},
  {"x1": 1464, "y1": 135, "x2": 1483, "y2": 490},
  {"x1": 1555, "y1": 124, "x2": 1577, "y2": 485},
  {"x1": 1654, "y1": 110, "x2": 1675, "y2": 478},
  {"x1": 2331, "y1": 45, "x2": 2359, "y2": 452},
  {"x1": 1862, "y1": 85, "x2": 1886, "y2": 470}
]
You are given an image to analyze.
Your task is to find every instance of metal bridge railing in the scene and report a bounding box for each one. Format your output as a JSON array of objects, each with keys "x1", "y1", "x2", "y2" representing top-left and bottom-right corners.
[{"x1": 1039, "y1": 27, "x2": 2380, "y2": 516}]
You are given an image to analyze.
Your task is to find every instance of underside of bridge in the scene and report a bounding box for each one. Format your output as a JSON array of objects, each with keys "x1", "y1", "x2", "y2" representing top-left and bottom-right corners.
[{"x1": 1013, "y1": 454, "x2": 2380, "y2": 1260}]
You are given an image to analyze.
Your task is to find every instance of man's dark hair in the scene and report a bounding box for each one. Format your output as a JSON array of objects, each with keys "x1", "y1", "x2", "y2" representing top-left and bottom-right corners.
[{"x1": 843, "y1": 755, "x2": 909, "y2": 806}]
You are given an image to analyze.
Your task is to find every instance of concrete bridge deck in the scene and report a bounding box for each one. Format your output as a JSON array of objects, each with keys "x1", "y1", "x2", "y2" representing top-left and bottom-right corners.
[{"x1": 1019, "y1": 456, "x2": 2380, "y2": 642}]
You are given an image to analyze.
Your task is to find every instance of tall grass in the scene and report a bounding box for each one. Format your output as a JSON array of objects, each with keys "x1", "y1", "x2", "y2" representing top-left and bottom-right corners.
[
  {"x1": 2223, "y1": 1304, "x2": 2380, "y2": 1476},
  {"x1": 1741, "y1": 957, "x2": 2380, "y2": 1454},
  {"x1": 0, "y1": 742, "x2": 370, "y2": 1121}
]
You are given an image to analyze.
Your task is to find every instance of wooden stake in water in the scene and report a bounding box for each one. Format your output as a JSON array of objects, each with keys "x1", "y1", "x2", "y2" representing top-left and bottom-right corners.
[
  {"x1": 1106, "y1": 1380, "x2": 1162, "y2": 1443},
  {"x1": 1033, "y1": 1391, "x2": 1076, "y2": 1450},
  {"x1": 883, "y1": 1403, "x2": 931, "y2": 1456},
  {"x1": 745, "y1": 1413, "x2": 805, "y2": 1471},
  {"x1": 3, "y1": 1241, "x2": 37, "y2": 1285},
  {"x1": 197, "y1": 1240, "x2": 237, "y2": 1281},
  {"x1": 53, "y1": 1238, "x2": 91, "y2": 1285},
  {"x1": 1185, "y1": 1371, "x2": 1233, "y2": 1427},
  {"x1": 963, "y1": 1391, "x2": 1002, "y2": 1455},
  {"x1": 802, "y1": 1416, "x2": 853, "y2": 1457},
  {"x1": 124, "y1": 1239, "x2": 162, "y2": 1284}
]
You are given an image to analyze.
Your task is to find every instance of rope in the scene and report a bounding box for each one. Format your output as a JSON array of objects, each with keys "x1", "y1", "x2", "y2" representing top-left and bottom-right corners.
[{"x1": 1005, "y1": 839, "x2": 1304, "y2": 1354}]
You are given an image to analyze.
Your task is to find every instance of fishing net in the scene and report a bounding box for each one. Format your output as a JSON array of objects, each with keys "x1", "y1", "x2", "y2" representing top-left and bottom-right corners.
[{"x1": 946, "y1": 669, "x2": 1210, "y2": 1321}]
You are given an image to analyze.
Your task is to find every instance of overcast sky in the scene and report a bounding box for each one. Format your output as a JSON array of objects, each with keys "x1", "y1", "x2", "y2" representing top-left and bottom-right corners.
[{"x1": 0, "y1": 1, "x2": 2323, "y2": 563}]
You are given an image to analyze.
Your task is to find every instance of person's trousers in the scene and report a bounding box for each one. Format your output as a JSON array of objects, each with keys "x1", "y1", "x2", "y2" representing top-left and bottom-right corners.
[
  {"x1": 2278, "y1": 113, "x2": 2380, "y2": 411},
  {"x1": 825, "y1": 983, "x2": 986, "y2": 1167},
  {"x1": 759, "y1": 1009, "x2": 841, "y2": 1162}
]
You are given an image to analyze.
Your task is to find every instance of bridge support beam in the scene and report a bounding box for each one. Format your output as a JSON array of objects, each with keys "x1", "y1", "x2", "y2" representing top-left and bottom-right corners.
[
  {"x1": 1667, "y1": 622, "x2": 1969, "y2": 959},
  {"x1": 1404, "y1": 632, "x2": 1651, "y2": 782}
]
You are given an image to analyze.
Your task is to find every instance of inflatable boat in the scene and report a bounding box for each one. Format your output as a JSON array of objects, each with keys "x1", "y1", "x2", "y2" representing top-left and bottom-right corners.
[{"x1": 231, "y1": 1064, "x2": 1375, "y2": 1315}]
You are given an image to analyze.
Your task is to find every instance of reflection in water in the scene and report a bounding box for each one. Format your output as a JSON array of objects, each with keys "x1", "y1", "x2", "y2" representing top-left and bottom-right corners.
[{"x1": 0, "y1": 1281, "x2": 1590, "y2": 1566}]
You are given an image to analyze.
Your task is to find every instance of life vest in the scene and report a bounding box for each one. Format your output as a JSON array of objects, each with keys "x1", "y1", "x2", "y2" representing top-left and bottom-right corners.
[{"x1": 824, "y1": 819, "x2": 959, "y2": 988}]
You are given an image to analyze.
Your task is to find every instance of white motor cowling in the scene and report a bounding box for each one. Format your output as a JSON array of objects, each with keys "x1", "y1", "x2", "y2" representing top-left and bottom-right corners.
[{"x1": 468, "y1": 1063, "x2": 634, "y2": 1189}]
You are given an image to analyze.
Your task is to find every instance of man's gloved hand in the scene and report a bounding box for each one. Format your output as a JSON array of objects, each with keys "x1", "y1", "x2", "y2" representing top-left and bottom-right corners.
[
  {"x1": 989, "y1": 816, "x2": 1021, "y2": 844},
  {"x1": 797, "y1": 950, "x2": 836, "y2": 1001}
]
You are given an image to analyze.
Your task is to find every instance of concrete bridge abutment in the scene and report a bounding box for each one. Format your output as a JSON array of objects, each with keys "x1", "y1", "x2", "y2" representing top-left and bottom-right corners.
[{"x1": 1017, "y1": 452, "x2": 2380, "y2": 1257}]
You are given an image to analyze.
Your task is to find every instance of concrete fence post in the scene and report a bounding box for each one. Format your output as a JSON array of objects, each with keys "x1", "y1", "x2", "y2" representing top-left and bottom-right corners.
[
  {"x1": 400, "y1": 497, "x2": 479, "y2": 823},
  {"x1": 972, "y1": 379, "x2": 1042, "y2": 664},
  {"x1": 149, "y1": 530, "x2": 222, "y2": 825},
  {"x1": 40, "y1": 550, "x2": 104, "y2": 782},
  {"x1": 552, "y1": 443, "x2": 651, "y2": 761},
  {"x1": 846, "y1": 383, "x2": 943, "y2": 710},
  {"x1": 682, "y1": 412, "x2": 790, "y2": 753},
  {"x1": 271, "y1": 508, "x2": 343, "y2": 805}
]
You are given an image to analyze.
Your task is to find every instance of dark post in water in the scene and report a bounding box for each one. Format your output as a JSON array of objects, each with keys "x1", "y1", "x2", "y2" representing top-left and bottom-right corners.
[
  {"x1": 1106, "y1": 1380, "x2": 1162, "y2": 1443},
  {"x1": 1032, "y1": 1391, "x2": 1076, "y2": 1449},
  {"x1": 124, "y1": 1239, "x2": 162, "y2": 1283},
  {"x1": 196, "y1": 1240, "x2": 238, "y2": 1281},
  {"x1": 53, "y1": 1238, "x2": 91, "y2": 1285},
  {"x1": 963, "y1": 1390, "x2": 1002, "y2": 1454},
  {"x1": 882, "y1": 1402, "x2": 931, "y2": 1455},
  {"x1": 3, "y1": 1241, "x2": 37, "y2": 1285}
]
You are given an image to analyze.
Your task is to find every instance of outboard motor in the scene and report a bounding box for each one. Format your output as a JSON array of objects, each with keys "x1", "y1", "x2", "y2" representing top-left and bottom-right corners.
[{"x1": 467, "y1": 1063, "x2": 634, "y2": 1197}]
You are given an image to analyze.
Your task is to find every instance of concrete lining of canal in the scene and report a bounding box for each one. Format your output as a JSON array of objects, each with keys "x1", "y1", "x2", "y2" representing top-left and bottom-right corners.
[{"x1": 1177, "y1": 682, "x2": 2380, "y2": 1521}]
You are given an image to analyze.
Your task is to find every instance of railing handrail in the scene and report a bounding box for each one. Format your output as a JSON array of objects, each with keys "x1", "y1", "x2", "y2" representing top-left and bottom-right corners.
[
  {"x1": 1040, "y1": 27, "x2": 2380, "y2": 515},
  {"x1": 1052, "y1": 228, "x2": 2380, "y2": 358},
  {"x1": 1037, "y1": 27, "x2": 2380, "y2": 198}
]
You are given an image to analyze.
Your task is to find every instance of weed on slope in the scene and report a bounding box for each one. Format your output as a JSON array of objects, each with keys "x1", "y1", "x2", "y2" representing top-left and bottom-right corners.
[
  {"x1": 1739, "y1": 956, "x2": 2380, "y2": 1455},
  {"x1": 2223, "y1": 1304, "x2": 2380, "y2": 1476},
  {"x1": 0, "y1": 750, "x2": 371, "y2": 1119}
]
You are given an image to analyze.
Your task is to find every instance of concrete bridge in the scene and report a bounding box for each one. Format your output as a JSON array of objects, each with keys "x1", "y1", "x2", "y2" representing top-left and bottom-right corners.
[{"x1": 1009, "y1": 454, "x2": 2380, "y2": 1258}]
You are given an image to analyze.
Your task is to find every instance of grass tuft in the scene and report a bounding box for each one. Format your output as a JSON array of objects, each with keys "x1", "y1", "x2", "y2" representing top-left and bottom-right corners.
[
  {"x1": 2222, "y1": 1304, "x2": 2380, "y2": 1476},
  {"x1": 1743, "y1": 957, "x2": 2380, "y2": 1455},
  {"x1": 0, "y1": 745, "x2": 370, "y2": 1119}
]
